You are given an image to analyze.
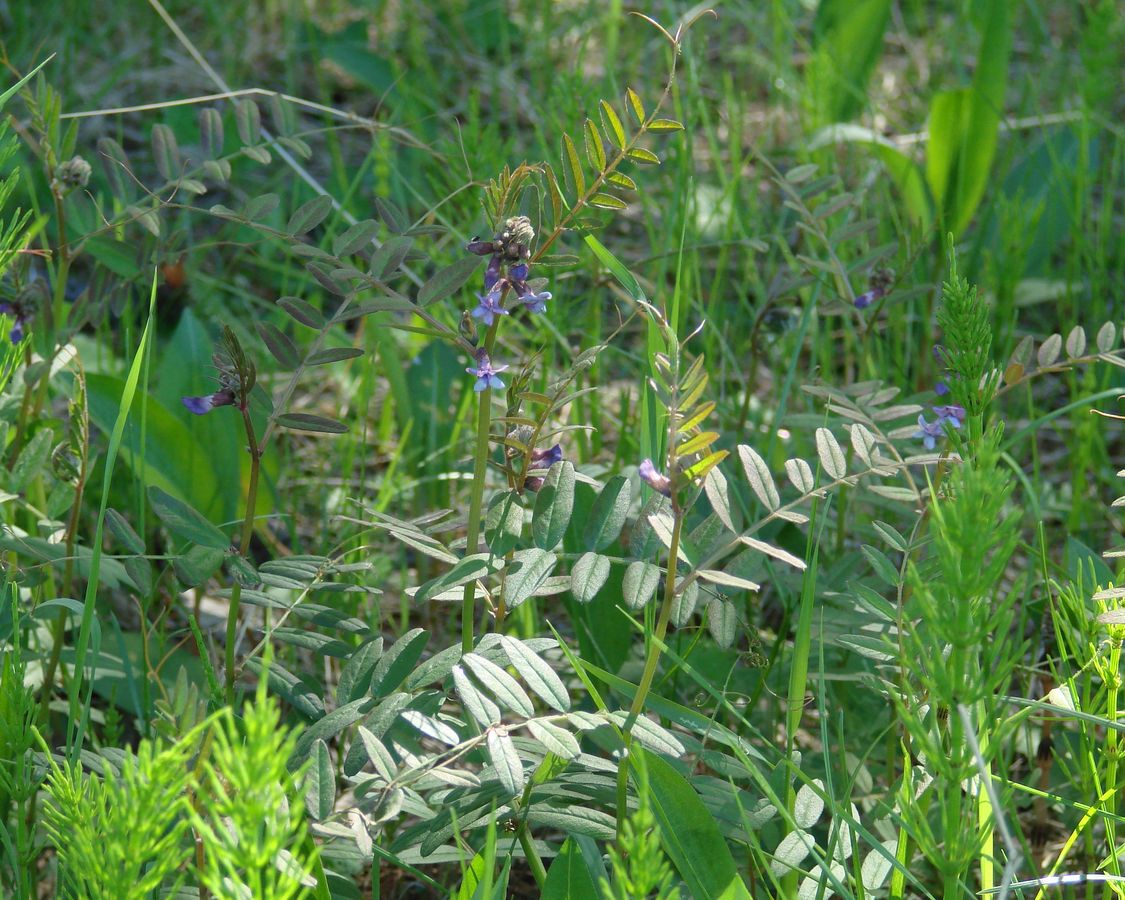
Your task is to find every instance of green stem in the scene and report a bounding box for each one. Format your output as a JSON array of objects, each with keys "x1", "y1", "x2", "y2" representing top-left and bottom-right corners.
[
  {"x1": 518, "y1": 827, "x2": 548, "y2": 890},
  {"x1": 616, "y1": 505, "x2": 684, "y2": 839},
  {"x1": 461, "y1": 382, "x2": 493, "y2": 655},
  {"x1": 225, "y1": 406, "x2": 262, "y2": 703}
]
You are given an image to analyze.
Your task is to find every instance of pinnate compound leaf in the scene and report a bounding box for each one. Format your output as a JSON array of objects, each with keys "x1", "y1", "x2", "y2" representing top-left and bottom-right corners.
[
  {"x1": 647, "y1": 118, "x2": 684, "y2": 131},
  {"x1": 235, "y1": 98, "x2": 261, "y2": 144},
  {"x1": 256, "y1": 321, "x2": 299, "y2": 369},
  {"x1": 414, "y1": 554, "x2": 502, "y2": 604},
  {"x1": 1037, "y1": 333, "x2": 1062, "y2": 367},
  {"x1": 589, "y1": 193, "x2": 627, "y2": 210},
  {"x1": 626, "y1": 147, "x2": 660, "y2": 165},
  {"x1": 333, "y1": 219, "x2": 381, "y2": 257},
  {"x1": 785, "y1": 457, "x2": 816, "y2": 493},
  {"x1": 584, "y1": 118, "x2": 606, "y2": 170}
]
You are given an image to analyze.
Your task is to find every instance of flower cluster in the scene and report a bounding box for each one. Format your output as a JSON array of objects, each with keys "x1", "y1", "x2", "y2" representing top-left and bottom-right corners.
[{"x1": 463, "y1": 216, "x2": 552, "y2": 391}]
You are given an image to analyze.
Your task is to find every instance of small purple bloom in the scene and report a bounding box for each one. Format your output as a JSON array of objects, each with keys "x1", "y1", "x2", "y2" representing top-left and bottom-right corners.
[
  {"x1": 0, "y1": 302, "x2": 29, "y2": 344},
  {"x1": 509, "y1": 263, "x2": 528, "y2": 282},
  {"x1": 638, "y1": 459, "x2": 672, "y2": 496},
  {"x1": 182, "y1": 389, "x2": 237, "y2": 415},
  {"x1": 524, "y1": 476, "x2": 545, "y2": 492},
  {"x1": 932, "y1": 404, "x2": 965, "y2": 427},
  {"x1": 913, "y1": 415, "x2": 946, "y2": 451},
  {"x1": 934, "y1": 380, "x2": 950, "y2": 396},
  {"x1": 483, "y1": 255, "x2": 502, "y2": 292},
  {"x1": 854, "y1": 288, "x2": 883, "y2": 310},
  {"x1": 471, "y1": 288, "x2": 508, "y2": 326},
  {"x1": 521, "y1": 290, "x2": 551, "y2": 314},
  {"x1": 531, "y1": 443, "x2": 563, "y2": 467},
  {"x1": 466, "y1": 352, "x2": 508, "y2": 392},
  {"x1": 465, "y1": 238, "x2": 496, "y2": 256}
]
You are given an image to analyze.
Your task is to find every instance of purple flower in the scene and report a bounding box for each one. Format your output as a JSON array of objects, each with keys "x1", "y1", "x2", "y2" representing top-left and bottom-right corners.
[
  {"x1": 638, "y1": 459, "x2": 672, "y2": 496},
  {"x1": 466, "y1": 351, "x2": 508, "y2": 392},
  {"x1": 483, "y1": 255, "x2": 502, "y2": 292},
  {"x1": 521, "y1": 290, "x2": 551, "y2": 314},
  {"x1": 465, "y1": 238, "x2": 496, "y2": 256},
  {"x1": 509, "y1": 263, "x2": 528, "y2": 282},
  {"x1": 0, "y1": 302, "x2": 30, "y2": 344},
  {"x1": 182, "y1": 389, "x2": 237, "y2": 415},
  {"x1": 531, "y1": 443, "x2": 563, "y2": 467},
  {"x1": 471, "y1": 288, "x2": 508, "y2": 326},
  {"x1": 913, "y1": 415, "x2": 947, "y2": 451},
  {"x1": 854, "y1": 288, "x2": 883, "y2": 310},
  {"x1": 934, "y1": 380, "x2": 951, "y2": 396},
  {"x1": 932, "y1": 404, "x2": 965, "y2": 427}
]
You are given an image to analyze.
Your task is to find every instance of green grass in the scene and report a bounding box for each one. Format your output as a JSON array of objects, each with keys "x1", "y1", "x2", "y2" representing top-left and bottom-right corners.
[{"x1": 0, "y1": 0, "x2": 1123, "y2": 897}]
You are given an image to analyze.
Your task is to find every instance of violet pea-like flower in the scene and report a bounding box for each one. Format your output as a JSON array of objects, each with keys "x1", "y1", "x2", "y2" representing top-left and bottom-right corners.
[
  {"x1": 932, "y1": 404, "x2": 965, "y2": 427},
  {"x1": 466, "y1": 352, "x2": 508, "y2": 392},
  {"x1": 521, "y1": 289, "x2": 552, "y2": 314},
  {"x1": 471, "y1": 288, "x2": 508, "y2": 326},
  {"x1": 913, "y1": 415, "x2": 947, "y2": 451},
  {"x1": 854, "y1": 287, "x2": 883, "y2": 310},
  {"x1": 638, "y1": 458, "x2": 673, "y2": 496},
  {"x1": 182, "y1": 389, "x2": 237, "y2": 415},
  {"x1": 0, "y1": 302, "x2": 30, "y2": 344},
  {"x1": 530, "y1": 443, "x2": 563, "y2": 467}
]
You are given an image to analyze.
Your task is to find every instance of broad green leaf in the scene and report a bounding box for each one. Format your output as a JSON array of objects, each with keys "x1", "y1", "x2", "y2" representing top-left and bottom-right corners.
[
  {"x1": 562, "y1": 132, "x2": 585, "y2": 195},
  {"x1": 806, "y1": 0, "x2": 891, "y2": 125},
  {"x1": 418, "y1": 256, "x2": 481, "y2": 307},
  {"x1": 105, "y1": 509, "x2": 145, "y2": 555},
  {"x1": 643, "y1": 751, "x2": 752, "y2": 899},
  {"x1": 172, "y1": 545, "x2": 225, "y2": 587},
  {"x1": 542, "y1": 837, "x2": 599, "y2": 900},
  {"x1": 485, "y1": 491, "x2": 523, "y2": 555},
  {"x1": 622, "y1": 561, "x2": 661, "y2": 610},
  {"x1": 527, "y1": 719, "x2": 580, "y2": 759},
  {"x1": 257, "y1": 321, "x2": 299, "y2": 369},
  {"x1": 582, "y1": 475, "x2": 631, "y2": 551},
  {"x1": 533, "y1": 461, "x2": 575, "y2": 550},
  {"x1": 571, "y1": 552, "x2": 611, "y2": 604},
  {"x1": 503, "y1": 548, "x2": 557, "y2": 609},
  {"x1": 277, "y1": 296, "x2": 325, "y2": 328},
  {"x1": 453, "y1": 665, "x2": 501, "y2": 726},
  {"x1": 588, "y1": 192, "x2": 626, "y2": 210},
  {"x1": 486, "y1": 729, "x2": 525, "y2": 795},
  {"x1": 305, "y1": 739, "x2": 336, "y2": 820},
  {"x1": 287, "y1": 195, "x2": 334, "y2": 235},
  {"x1": 276, "y1": 413, "x2": 348, "y2": 434},
  {"x1": 499, "y1": 635, "x2": 569, "y2": 711},
  {"x1": 293, "y1": 699, "x2": 374, "y2": 765},
  {"x1": 583, "y1": 118, "x2": 606, "y2": 170},
  {"x1": 463, "y1": 653, "x2": 534, "y2": 717},
  {"x1": 599, "y1": 100, "x2": 626, "y2": 148},
  {"x1": 371, "y1": 628, "x2": 429, "y2": 697},
  {"x1": 148, "y1": 485, "x2": 228, "y2": 549},
  {"x1": 415, "y1": 554, "x2": 502, "y2": 604},
  {"x1": 333, "y1": 219, "x2": 381, "y2": 257},
  {"x1": 235, "y1": 98, "x2": 261, "y2": 144},
  {"x1": 151, "y1": 124, "x2": 180, "y2": 181},
  {"x1": 336, "y1": 638, "x2": 383, "y2": 704}
]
